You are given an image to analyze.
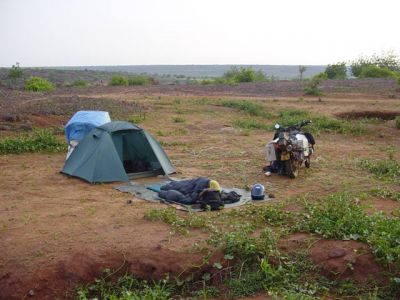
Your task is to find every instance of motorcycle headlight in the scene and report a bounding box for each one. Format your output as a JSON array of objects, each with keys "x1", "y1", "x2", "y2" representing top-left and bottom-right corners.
[{"x1": 286, "y1": 144, "x2": 293, "y2": 151}]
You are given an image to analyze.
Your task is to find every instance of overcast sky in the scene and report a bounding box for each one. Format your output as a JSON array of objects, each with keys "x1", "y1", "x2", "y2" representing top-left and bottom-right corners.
[{"x1": 0, "y1": 0, "x2": 399, "y2": 67}]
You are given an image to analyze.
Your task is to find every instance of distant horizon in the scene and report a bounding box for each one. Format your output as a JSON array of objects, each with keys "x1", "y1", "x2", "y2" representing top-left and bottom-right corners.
[{"x1": 2, "y1": 63, "x2": 327, "y2": 68}]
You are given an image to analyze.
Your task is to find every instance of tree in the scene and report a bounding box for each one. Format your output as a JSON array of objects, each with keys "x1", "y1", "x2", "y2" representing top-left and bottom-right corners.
[
  {"x1": 8, "y1": 62, "x2": 23, "y2": 80},
  {"x1": 324, "y1": 62, "x2": 347, "y2": 79},
  {"x1": 298, "y1": 65, "x2": 306, "y2": 80},
  {"x1": 350, "y1": 51, "x2": 400, "y2": 77}
]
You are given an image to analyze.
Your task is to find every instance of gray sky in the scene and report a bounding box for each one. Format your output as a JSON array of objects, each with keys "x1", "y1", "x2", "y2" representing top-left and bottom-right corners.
[{"x1": 1, "y1": 0, "x2": 399, "y2": 67}]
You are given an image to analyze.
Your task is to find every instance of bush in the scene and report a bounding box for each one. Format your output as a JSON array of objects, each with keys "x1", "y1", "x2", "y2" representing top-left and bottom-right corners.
[
  {"x1": 324, "y1": 62, "x2": 347, "y2": 79},
  {"x1": 303, "y1": 75, "x2": 323, "y2": 96},
  {"x1": 72, "y1": 79, "x2": 87, "y2": 87},
  {"x1": 350, "y1": 52, "x2": 400, "y2": 77},
  {"x1": 0, "y1": 129, "x2": 66, "y2": 154},
  {"x1": 108, "y1": 75, "x2": 128, "y2": 86},
  {"x1": 128, "y1": 75, "x2": 151, "y2": 86},
  {"x1": 224, "y1": 67, "x2": 267, "y2": 83},
  {"x1": 359, "y1": 65, "x2": 397, "y2": 78},
  {"x1": 24, "y1": 77, "x2": 54, "y2": 92}
]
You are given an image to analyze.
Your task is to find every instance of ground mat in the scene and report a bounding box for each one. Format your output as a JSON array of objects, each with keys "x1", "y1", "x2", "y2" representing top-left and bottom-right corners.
[{"x1": 115, "y1": 178, "x2": 269, "y2": 211}]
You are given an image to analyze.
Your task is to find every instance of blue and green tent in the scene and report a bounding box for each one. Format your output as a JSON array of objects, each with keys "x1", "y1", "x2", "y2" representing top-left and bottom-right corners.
[{"x1": 61, "y1": 121, "x2": 175, "y2": 183}]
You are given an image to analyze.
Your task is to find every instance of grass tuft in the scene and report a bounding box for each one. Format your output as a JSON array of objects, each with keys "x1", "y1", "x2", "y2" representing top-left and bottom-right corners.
[{"x1": 0, "y1": 129, "x2": 66, "y2": 154}]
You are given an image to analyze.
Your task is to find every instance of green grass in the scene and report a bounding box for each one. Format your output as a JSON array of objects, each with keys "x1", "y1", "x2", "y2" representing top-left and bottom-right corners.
[
  {"x1": 232, "y1": 109, "x2": 366, "y2": 135},
  {"x1": 272, "y1": 109, "x2": 366, "y2": 135},
  {"x1": 172, "y1": 116, "x2": 186, "y2": 123},
  {"x1": 361, "y1": 159, "x2": 400, "y2": 183},
  {"x1": 141, "y1": 191, "x2": 400, "y2": 299},
  {"x1": 0, "y1": 129, "x2": 66, "y2": 154},
  {"x1": 233, "y1": 118, "x2": 270, "y2": 130},
  {"x1": 128, "y1": 114, "x2": 146, "y2": 124},
  {"x1": 370, "y1": 187, "x2": 400, "y2": 201},
  {"x1": 220, "y1": 100, "x2": 272, "y2": 118},
  {"x1": 76, "y1": 273, "x2": 173, "y2": 300}
]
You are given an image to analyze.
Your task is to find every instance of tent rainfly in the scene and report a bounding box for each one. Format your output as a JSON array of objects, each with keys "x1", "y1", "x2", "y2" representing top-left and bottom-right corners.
[
  {"x1": 61, "y1": 121, "x2": 175, "y2": 183},
  {"x1": 65, "y1": 110, "x2": 111, "y2": 144}
]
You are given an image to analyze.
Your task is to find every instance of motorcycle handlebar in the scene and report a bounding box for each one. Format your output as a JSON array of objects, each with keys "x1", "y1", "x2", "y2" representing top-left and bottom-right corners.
[{"x1": 278, "y1": 120, "x2": 312, "y2": 132}]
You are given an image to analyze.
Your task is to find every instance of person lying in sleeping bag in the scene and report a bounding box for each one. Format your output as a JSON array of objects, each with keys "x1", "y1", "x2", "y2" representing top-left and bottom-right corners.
[{"x1": 158, "y1": 177, "x2": 221, "y2": 205}]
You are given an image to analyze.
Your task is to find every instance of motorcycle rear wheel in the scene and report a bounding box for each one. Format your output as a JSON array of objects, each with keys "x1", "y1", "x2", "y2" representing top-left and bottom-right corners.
[{"x1": 284, "y1": 159, "x2": 299, "y2": 178}]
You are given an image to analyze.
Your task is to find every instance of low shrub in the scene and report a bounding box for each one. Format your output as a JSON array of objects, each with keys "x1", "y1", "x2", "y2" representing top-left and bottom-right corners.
[
  {"x1": 360, "y1": 159, "x2": 400, "y2": 182},
  {"x1": 303, "y1": 75, "x2": 323, "y2": 96},
  {"x1": 108, "y1": 75, "x2": 128, "y2": 86},
  {"x1": 359, "y1": 65, "x2": 397, "y2": 78},
  {"x1": 72, "y1": 79, "x2": 87, "y2": 87},
  {"x1": 128, "y1": 75, "x2": 151, "y2": 86},
  {"x1": 0, "y1": 129, "x2": 66, "y2": 154},
  {"x1": 24, "y1": 77, "x2": 54, "y2": 92}
]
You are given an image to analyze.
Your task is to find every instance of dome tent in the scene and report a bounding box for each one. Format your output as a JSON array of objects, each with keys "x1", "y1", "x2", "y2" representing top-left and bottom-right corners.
[
  {"x1": 61, "y1": 121, "x2": 175, "y2": 183},
  {"x1": 64, "y1": 111, "x2": 111, "y2": 144}
]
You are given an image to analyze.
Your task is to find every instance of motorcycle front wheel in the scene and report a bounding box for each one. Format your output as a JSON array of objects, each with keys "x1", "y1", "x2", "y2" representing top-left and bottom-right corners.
[
  {"x1": 305, "y1": 156, "x2": 311, "y2": 168},
  {"x1": 284, "y1": 159, "x2": 299, "y2": 178}
]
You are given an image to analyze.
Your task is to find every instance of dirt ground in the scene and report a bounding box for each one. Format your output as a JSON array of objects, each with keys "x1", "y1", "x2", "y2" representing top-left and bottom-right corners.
[{"x1": 0, "y1": 81, "x2": 400, "y2": 299}]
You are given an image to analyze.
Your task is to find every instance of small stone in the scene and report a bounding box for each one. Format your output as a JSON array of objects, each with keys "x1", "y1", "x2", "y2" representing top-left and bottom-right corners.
[
  {"x1": 126, "y1": 199, "x2": 133, "y2": 205},
  {"x1": 328, "y1": 248, "x2": 346, "y2": 258},
  {"x1": 378, "y1": 133, "x2": 385, "y2": 138},
  {"x1": 268, "y1": 193, "x2": 275, "y2": 198},
  {"x1": 27, "y1": 289, "x2": 35, "y2": 297}
]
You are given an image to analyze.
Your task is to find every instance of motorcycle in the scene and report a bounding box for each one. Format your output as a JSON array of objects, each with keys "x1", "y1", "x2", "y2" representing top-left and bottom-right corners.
[{"x1": 265, "y1": 120, "x2": 314, "y2": 178}]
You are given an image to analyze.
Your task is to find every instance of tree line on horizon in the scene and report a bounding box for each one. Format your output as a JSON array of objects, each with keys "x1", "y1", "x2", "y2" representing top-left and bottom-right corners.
[{"x1": 2, "y1": 51, "x2": 400, "y2": 92}]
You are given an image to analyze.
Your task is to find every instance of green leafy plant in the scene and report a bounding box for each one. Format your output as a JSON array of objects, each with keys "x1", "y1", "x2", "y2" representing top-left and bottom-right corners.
[
  {"x1": 0, "y1": 129, "x2": 66, "y2": 154},
  {"x1": 359, "y1": 65, "x2": 397, "y2": 79},
  {"x1": 350, "y1": 52, "x2": 400, "y2": 77},
  {"x1": 24, "y1": 77, "x2": 54, "y2": 92},
  {"x1": 76, "y1": 273, "x2": 174, "y2": 300},
  {"x1": 361, "y1": 159, "x2": 400, "y2": 183},
  {"x1": 109, "y1": 75, "x2": 129, "y2": 86},
  {"x1": 324, "y1": 62, "x2": 347, "y2": 79}
]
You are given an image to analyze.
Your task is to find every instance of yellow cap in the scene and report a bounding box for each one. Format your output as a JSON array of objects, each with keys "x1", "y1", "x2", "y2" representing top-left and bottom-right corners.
[{"x1": 209, "y1": 180, "x2": 221, "y2": 192}]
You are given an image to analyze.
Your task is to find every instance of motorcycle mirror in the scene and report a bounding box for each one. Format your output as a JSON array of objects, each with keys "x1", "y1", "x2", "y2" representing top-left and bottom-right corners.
[{"x1": 274, "y1": 124, "x2": 280, "y2": 129}]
